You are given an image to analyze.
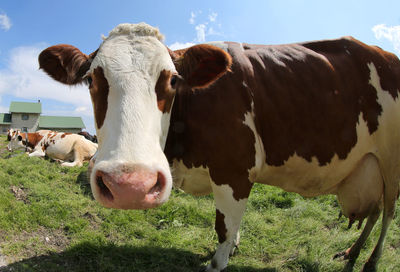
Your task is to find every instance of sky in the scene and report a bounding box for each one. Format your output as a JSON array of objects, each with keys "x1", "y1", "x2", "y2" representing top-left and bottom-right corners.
[{"x1": 1, "y1": 0, "x2": 400, "y2": 134}]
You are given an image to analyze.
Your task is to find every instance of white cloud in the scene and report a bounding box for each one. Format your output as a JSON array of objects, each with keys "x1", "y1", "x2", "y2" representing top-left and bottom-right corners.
[
  {"x1": 168, "y1": 42, "x2": 195, "y2": 50},
  {"x1": 0, "y1": 45, "x2": 95, "y2": 133},
  {"x1": 0, "y1": 13, "x2": 11, "y2": 31},
  {"x1": 207, "y1": 27, "x2": 221, "y2": 36},
  {"x1": 208, "y1": 12, "x2": 217, "y2": 22},
  {"x1": 188, "y1": 11, "x2": 222, "y2": 43},
  {"x1": 195, "y1": 24, "x2": 206, "y2": 43},
  {"x1": 189, "y1": 12, "x2": 196, "y2": 25},
  {"x1": 0, "y1": 45, "x2": 92, "y2": 108},
  {"x1": 372, "y1": 24, "x2": 400, "y2": 54}
]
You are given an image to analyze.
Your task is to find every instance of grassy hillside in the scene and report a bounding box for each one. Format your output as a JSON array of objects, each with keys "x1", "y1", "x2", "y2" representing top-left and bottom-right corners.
[{"x1": 0, "y1": 134, "x2": 399, "y2": 272}]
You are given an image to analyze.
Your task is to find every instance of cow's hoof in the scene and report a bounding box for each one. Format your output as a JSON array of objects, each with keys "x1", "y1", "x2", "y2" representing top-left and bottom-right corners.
[
  {"x1": 361, "y1": 261, "x2": 377, "y2": 272},
  {"x1": 333, "y1": 251, "x2": 347, "y2": 260},
  {"x1": 199, "y1": 264, "x2": 227, "y2": 272},
  {"x1": 334, "y1": 249, "x2": 353, "y2": 261}
]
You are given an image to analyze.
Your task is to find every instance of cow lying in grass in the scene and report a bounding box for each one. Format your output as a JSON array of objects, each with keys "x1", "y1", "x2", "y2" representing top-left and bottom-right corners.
[{"x1": 8, "y1": 130, "x2": 97, "y2": 167}]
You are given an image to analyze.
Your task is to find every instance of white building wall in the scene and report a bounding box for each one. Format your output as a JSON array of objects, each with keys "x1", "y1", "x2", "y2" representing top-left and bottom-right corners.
[{"x1": 11, "y1": 113, "x2": 40, "y2": 132}]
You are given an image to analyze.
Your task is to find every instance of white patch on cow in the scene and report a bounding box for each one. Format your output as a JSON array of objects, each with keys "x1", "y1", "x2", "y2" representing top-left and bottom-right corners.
[
  {"x1": 242, "y1": 101, "x2": 266, "y2": 182},
  {"x1": 205, "y1": 41, "x2": 228, "y2": 52},
  {"x1": 208, "y1": 182, "x2": 248, "y2": 271},
  {"x1": 160, "y1": 96, "x2": 175, "y2": 150},
  {"x1": 368, "y1": 62, "x2": 400, "y2": 180},
  {"x1": 172, "y1": 159, "x2": 212, "y2": 195}
]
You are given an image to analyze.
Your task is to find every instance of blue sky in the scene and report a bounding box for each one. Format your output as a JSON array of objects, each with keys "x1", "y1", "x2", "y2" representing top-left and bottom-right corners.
[{"x1": 1, "y1": 0, "x2": 400, "y2": 134}]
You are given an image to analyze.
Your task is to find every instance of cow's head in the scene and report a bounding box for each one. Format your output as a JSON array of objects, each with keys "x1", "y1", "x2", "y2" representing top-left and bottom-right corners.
[
  {"x1": 7, "y1": 130, "x2": 24, "y2": 151},
  {"x1": 39, "y1": 23, "x2": 232, "y2": 210},
  {"x1": 6, "y1": 129, "x2": 15, "y2": 142}
]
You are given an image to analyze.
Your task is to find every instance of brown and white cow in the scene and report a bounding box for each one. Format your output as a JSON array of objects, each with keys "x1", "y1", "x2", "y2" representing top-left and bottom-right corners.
[
  {"x1": 8, "y1": 130, "x2": 97, "y2": 167},
  {"x1": 38, "y1": 23, "x2": 400, "y2": 271}
]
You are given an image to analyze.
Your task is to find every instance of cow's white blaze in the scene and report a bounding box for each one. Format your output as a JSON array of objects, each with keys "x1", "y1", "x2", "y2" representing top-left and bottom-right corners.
[{"x1": 89, "y1": 23, "x2": 176, "y2": 206}]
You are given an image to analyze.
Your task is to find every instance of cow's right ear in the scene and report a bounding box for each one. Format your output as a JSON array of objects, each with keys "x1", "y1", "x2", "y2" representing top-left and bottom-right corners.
[
  {"x1": 39, "y1": 44, "x2": 90, "y2": 85},
  {"x1": 172, "y1": 44, "x2": 232, "y2": 90}
]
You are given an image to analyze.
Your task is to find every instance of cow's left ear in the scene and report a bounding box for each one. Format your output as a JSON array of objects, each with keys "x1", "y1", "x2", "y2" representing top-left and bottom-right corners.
[{"x1": 173, "y1": 44, "x2": 232, "y2": 89}]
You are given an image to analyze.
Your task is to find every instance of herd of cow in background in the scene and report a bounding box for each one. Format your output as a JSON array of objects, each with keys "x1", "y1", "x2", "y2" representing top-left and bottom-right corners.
[{"x1": 6, "y1": 129, "x2": 98, "y2": 167}]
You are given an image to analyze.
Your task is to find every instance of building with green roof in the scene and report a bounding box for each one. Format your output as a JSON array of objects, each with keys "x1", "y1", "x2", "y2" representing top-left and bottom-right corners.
[
  {"x1": 9, "y1": 101, "x2": 42, "y2": 114},
  {"x1": 38, "y1": 116, "x2": 85, "y2": 133},
  {"x1": 1, "y1": 101, "x2": 86, "y2": 134},
  {"x1": 0, "y1": 113, "x2": 12, "y2": 133}
]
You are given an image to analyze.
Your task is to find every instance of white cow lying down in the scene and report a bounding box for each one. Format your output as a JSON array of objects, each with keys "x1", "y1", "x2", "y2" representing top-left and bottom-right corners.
[{"x1": 8, "y1": 130, "x2": 98, "y2": 167}]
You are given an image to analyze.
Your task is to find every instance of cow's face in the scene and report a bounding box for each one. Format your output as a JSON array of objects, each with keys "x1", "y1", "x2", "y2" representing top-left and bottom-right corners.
[
  {"x1": 39, "y1": 23, "x2": 231, "y2": 210},
  {"x1": 6, "y1": 129, "x2": 15, "y2": 141},
  {"x1": 7, "y1": 131, "x2": 24, "y2": 151}
]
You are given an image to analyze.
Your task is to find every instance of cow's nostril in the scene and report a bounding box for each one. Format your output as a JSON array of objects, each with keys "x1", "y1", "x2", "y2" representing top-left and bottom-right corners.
[
  {"x1": 148, "y1": 172, "x2": 165, "y2": 196},
  {"x1": 96, "y1": 174, "x2": 114, "y2": 201}
]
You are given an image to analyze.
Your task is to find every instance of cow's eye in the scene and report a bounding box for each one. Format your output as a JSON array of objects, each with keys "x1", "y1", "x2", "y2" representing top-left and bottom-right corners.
[
  {"x1": 170, "y1": 75, "x2": 177, "y2": 88},
  {"x1": 86, "y1": 76, "x2": 93, "y2": 87}
]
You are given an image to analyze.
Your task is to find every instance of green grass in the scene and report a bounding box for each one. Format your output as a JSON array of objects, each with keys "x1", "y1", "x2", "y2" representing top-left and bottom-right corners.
[{"x1": 0, "y1": 134, "x2": 399, "y2": 271}]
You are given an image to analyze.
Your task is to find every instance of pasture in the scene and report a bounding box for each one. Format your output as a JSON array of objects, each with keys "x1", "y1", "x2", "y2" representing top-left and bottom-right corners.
[{"x1": 0, "y1": 134, "x2": 399, "y2": 272}]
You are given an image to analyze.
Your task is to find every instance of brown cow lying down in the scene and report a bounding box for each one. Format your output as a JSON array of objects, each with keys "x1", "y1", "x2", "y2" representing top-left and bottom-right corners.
[
  {"x1": 39, "y1": 23, "x2": 400, "y2": 271},
  {"x1": 8, "y1": 130, "x2": 97, "y2": 167}
]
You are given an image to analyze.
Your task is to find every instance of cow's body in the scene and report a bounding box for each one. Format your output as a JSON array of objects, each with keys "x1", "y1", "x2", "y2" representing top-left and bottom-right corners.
[
  {"x1": 8, "y1": 130, "x2": 97, "y2": 167},
  {"x1": 78, "y1": 131, "x2": 98, "y2": 143},
  {"x1": 39, "y1": 23, "x2": 400, "y2": 271}
]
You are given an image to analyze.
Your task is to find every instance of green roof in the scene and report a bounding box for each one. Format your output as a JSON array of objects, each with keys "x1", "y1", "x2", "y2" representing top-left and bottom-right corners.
[
  {"x1": 38, "y1": 116, "x2": 85, "y2": 129},
  {"x1": 0, "y1": 113, "x2": 11, "y2": 125},
  {"x1": 9, "y1": 101, "x2": 42, "y2": 113}
]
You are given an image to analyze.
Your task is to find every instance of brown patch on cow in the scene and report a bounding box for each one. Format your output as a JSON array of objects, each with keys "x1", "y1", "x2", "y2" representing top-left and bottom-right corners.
[
  {"x1": 43, "y1": 142, "x2": 50, "y2": 151},
  {"x1": 61, "y1": 133, "x2": 71, "y2": 138},
  {"x1": 173, "y1": 44, "x2": 232, "y2": 89},
  {"x1": 215, "y1": 209, "x2": 227, "y2": 244},
  {"x1": 39, "y1": 44, "x2": 90, "y2": 85},
  {"x1": 20, "y1": 133, "x2": 44, "y2": 150},
  {"x1": 90, "y1": 67, "x2": 109, "y2": 129},
  {"x1": 155, "y1": 70, "x2": 176, "y2": 113}
]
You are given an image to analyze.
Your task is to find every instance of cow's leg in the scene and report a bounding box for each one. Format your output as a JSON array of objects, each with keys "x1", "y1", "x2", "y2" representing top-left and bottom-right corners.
[
  {"x1": 361, "y1": 181, "x2": 398, "y2": 272},
  {"x1": 61, "y1": 145, "x2": 84, "y2": 167},
  {"x1": 28, "y1": 149, "x2": 45, "y2": 157},
  {"x1": 334, "y1": 205, "x2": 381, "y2": 268},
  {"x1": 205, "y1": 180, "x2": 253, "y2": 272}
]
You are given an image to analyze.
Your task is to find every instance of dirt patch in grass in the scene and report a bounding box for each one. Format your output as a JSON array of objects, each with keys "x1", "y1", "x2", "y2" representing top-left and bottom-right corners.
[
  {"x1": 3, "y1": 226, "x2": 70, "y2": 263},
  {"x1": 10, "y1": 185, "x2": 30, "y2": 204}
]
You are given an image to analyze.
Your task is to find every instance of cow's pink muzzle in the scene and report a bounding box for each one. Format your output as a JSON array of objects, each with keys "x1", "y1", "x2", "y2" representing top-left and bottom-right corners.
[{"x1": 94, "y1": 165, "x2": 167, "y2": 210}]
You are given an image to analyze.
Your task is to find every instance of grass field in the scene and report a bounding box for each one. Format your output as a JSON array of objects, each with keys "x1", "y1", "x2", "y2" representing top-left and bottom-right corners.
[{"x1": 0, "y1": 134, "x2": 399, "y2": 272}]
